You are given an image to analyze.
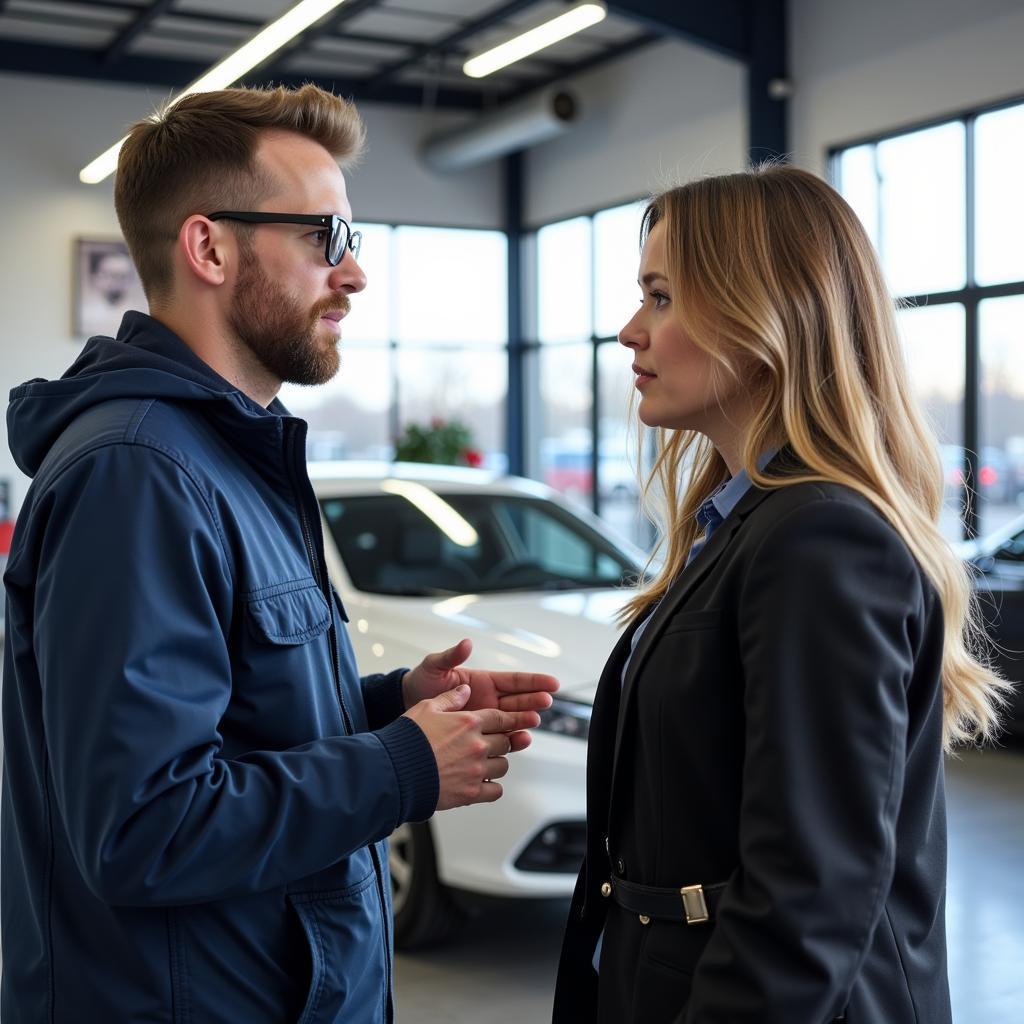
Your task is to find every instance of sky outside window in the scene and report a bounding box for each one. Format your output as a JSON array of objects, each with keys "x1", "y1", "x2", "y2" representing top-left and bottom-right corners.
[
  {"x1": 537, "y1": 216, "x2": 592, "y2": 343},
  {"x1": 975, "y1": 103, "x2": 1024, "y2": 287},
  {"x1": 593, "y1": 201, "x2": 647, "y2": 340}
]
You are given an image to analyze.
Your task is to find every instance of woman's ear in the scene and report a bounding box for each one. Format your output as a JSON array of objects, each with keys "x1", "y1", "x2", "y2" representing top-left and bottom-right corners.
[{"x1": 177, "y1": 214, "x2": 230, "y2": 287}]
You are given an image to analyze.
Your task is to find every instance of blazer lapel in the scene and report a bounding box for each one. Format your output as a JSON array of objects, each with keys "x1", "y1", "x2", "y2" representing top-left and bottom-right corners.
[
  {"x1": 582, "y1": 618, "x2": 640, "y2": 890},
  {"x1": 589, "y1": 622, "x2": 639, "y2": 791},
  {"x1": 610, "y1": 478, "x2": 777, "y2": 774}
]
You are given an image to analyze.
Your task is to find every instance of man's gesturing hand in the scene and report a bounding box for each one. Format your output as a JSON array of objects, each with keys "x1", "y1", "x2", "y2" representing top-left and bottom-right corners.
[
  {"x1": 404, "y1": 684, "x2": 539, "y2": 811},
  {"x1": 402, "y1": 638, "x2": 559, "y2": 717}
]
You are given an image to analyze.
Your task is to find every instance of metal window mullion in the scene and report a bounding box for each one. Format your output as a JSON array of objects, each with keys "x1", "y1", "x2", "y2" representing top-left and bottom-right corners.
[
  {"x1": 872, "y1": 143, "x2": 884, "y2": 268},
  {"x1": 590, "y1": 336, "x2": 600, "y2": 515},
  {"x1": 589, "y1": 214, "x2": 600, "y2": 515},
  {"x1": 505, "y1": 152, "x2": 525, "y2": 477},
  {"x1": 902, "y1": 281, "x2": 1024, "y2": 306},
  {"x1": 963, "y1": 115, "x2": 979, "y2": 540},
  {"x1": 389, "y1": 340, "x2": 401, "y2": 445},
  {"x1": 387, "y1": 226, "x2": 401, "y2": 446},
  {"x1": 964, "y1": 296, "x2": 980, "y2": 540},
  {"x1": 965, "y1": 115, "x2": 976, "y2": 289}
]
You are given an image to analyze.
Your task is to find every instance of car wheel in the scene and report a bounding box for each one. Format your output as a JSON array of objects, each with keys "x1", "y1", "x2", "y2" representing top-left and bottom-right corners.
[{"x1": 389, "y1": 821, "x2": 463, "y2": 949}]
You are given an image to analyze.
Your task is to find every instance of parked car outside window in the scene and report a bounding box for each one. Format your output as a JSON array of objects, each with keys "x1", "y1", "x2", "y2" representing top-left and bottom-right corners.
[{"x1": 955, "y1": 517, "x2": 1024, "y2": 742}]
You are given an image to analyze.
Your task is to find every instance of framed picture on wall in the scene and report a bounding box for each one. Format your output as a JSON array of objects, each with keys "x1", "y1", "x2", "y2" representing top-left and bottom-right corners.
[{"x1": 73, "y1": 238, "x2": 147, "y2": 338}]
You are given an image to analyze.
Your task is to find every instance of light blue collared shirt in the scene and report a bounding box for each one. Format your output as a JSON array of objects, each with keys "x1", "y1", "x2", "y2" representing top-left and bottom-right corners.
[
  {"x1": 624, "y1": 447, "x2": 780, "y2": 688},
  {"x1": 686, "y1": 447, "x2": 780, "y2": 566}
]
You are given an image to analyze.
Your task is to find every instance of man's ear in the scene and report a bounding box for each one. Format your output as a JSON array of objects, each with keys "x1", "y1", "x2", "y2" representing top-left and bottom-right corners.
[{"x1": 178, "y1": 215, "x2": 231, "y2": 287}]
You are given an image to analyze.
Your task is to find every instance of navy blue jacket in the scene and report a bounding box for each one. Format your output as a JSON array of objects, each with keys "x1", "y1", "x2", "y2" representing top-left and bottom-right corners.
[{"x1": 2, "y1": 312, "x2": 439, "y2": 1023}]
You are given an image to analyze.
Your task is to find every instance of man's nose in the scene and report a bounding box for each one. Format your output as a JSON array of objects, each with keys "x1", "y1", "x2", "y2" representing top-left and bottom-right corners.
[{"x1": 330, "y1": 252, "x2": 367, "y2": 293}]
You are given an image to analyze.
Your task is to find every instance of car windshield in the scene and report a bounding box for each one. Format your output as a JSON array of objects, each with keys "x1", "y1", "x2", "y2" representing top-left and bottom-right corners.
[{"x1": 320, "y1": 491, "x2": 639, "y2": 596}]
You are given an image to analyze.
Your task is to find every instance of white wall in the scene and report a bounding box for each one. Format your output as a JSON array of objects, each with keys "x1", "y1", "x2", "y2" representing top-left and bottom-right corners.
[
  {"x1": 352, "y1": 103, "x2": 502, "y2": 228},
  {"x1": 790, "y1": 0, "x2": 1024, "y2": 170},
  {"x1": 524, "y1": 38, "x2": 746, "y2": 227},
  {"x1": 0, "y1": 72, "x2": 501, "y2": 510}
]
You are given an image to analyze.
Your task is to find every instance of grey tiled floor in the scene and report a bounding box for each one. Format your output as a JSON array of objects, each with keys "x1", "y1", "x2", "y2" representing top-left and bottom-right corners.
[
  {"x1": 945, "y1": 746, "x2": 1024, "y2": 1023},
  {"x1": 395, "y1": 746, "x2": 1024, "y2": 1023}
]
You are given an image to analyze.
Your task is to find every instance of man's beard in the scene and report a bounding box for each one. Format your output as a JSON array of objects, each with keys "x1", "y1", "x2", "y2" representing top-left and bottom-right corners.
[{"x1": 228, "y1": 252, "x2": 348, "y2": 387}]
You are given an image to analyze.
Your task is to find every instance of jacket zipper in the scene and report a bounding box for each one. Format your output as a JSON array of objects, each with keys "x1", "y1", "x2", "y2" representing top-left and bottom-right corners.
[
  {"x1": 287, "y1": 421, "x2": 352, "y2": 733},
  {"x1": 286, "y1": 421, "x2": 393, "y2": 1023}
]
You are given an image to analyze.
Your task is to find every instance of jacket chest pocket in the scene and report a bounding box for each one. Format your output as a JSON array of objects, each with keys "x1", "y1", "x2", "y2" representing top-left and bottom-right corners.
[
  {"x1": 226, "y1": 578, "x2": 341, "y2": 746},
  {"x1": 247, "y1": 578, "x2": 332, "y2": 646},
  {"x1": 660, "y1": 608, "x2": 722, "y2": 636}
]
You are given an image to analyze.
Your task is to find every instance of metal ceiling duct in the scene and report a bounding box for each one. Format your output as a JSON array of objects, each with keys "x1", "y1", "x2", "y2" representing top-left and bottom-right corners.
[{"x1": 420, "y1": 89, "x2": 578, "y2": 171}]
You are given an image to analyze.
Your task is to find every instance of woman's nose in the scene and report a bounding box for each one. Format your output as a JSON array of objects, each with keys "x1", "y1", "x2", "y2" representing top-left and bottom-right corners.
[{"x1": 618, "y1": 310, "x2": 646, "y2": 349}]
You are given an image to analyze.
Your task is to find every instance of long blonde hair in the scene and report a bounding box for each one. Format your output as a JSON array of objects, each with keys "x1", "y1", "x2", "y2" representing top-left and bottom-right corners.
[{"x1": 624, "y1": 165, "x2": 1009, "y2": 750}]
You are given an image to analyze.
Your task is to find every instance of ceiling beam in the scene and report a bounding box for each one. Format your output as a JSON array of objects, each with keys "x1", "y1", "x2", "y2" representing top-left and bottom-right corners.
[
  {"x1": 746, "y1": 0, "x2": 787, "y2": 161},
  {"x1": 360, "y1": 0, "x2": 540, "y2": 92},
  {"x1": 0, "y1": 39, "x2": 486, "y2": 109},
  {"x1": 606, "y1": 1, "x2": 788, "y2": 161},
  {"x1": 606, "y1": 0, "x2": 747, "y2": 62},
  {"x1": 258, "y1": 0, "x2": 384, "y2": 80},
  {"x1": 506, "y1": 32, "x2": 657, "y2": 102},
  {"x1": 102, "y1": 0, "x2": 176, "y2": 66},
  {"x1": 60, "y1": 1, "x2": 412, "y2": 49}
]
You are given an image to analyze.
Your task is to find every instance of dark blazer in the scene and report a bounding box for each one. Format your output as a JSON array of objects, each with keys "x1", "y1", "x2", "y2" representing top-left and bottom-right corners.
[{"x1": 553, "y1": 474, "x2": 951, "y2": 1024}]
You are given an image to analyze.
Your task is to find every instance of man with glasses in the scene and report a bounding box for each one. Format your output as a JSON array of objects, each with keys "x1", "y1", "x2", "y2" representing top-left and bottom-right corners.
[{"x1": 2, "y1": 84, "x2": 557, "y2": 1024}]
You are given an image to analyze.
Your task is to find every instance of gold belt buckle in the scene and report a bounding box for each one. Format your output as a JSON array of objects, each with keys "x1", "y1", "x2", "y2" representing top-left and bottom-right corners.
[{"x1": 680, "y1": 884, "x2": 708, "y2": 925}]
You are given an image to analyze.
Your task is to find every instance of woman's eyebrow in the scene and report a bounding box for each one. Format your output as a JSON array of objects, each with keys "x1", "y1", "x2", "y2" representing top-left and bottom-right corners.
[{"x1": 640, "y1": 271, "x2": 668, "y2": 286}]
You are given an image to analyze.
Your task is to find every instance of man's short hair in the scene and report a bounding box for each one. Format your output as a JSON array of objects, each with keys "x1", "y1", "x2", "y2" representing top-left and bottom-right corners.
[{"x1": 113, "y1": 84, "x2": 366, "y2": 302}]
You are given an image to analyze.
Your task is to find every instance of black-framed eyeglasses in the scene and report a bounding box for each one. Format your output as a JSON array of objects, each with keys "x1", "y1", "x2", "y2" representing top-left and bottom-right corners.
[{"x1": 207, "y1": 211, "x2": 362, "y2": 266}]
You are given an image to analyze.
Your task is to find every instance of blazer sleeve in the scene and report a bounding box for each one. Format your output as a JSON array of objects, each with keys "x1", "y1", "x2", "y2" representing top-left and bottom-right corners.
[
  {"x1": 35, "y1": 442, "x2": 437, "y2": 908},
  {"x1": 682, "y1": 496, "x2": 921, "y2": 1024}
]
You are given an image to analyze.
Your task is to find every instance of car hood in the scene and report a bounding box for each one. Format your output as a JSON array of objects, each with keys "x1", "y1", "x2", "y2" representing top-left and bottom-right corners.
[{"x1": 345, "y1": 588, "x2": 634, "y2": 705}]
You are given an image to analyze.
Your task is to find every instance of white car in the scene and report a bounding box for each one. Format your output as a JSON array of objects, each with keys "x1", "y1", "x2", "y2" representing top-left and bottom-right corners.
[{"x1": 309, "y1": 461, "x2": 643, "y2": 947}]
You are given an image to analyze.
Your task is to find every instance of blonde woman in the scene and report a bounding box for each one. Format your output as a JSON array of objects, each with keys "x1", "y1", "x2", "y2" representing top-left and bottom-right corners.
[{"x1": 552, "y1": 166, "x2": 1008, "y2": 1024}]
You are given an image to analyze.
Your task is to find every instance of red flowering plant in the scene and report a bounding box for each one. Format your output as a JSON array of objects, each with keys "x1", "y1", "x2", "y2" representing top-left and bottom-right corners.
[{"x1": 393, "y1": 417, "x2": 483, "y2": 467}]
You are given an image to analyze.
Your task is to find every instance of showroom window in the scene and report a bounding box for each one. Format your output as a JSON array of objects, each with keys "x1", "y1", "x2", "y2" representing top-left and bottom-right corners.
[
  {"x1": 832, "y1": 97, "x2": 1024, "y2": 539},
  {"x1": 280, "y1": 223, "x2": 508, "y2": 468},
  {"x1": 528, "y1": 199, "x2": 652, "y2": 548}
]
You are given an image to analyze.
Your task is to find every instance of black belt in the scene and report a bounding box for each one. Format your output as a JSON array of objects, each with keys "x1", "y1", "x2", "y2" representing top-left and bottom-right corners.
[
  {"x1": 608, "y1": 877, "x2": 847, "y2": 1021},
  {"x1": 609, "y1": 875, "x2": 727, "y2": 925}
]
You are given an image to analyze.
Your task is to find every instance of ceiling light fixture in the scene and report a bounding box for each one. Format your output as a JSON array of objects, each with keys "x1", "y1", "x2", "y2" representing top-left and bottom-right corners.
[
  {"x1": 463, "y1": 2, "x2": 607, "y2": 79},
  {"x1": 80, "y1": 0, "x2": 349, "y2": 184}
]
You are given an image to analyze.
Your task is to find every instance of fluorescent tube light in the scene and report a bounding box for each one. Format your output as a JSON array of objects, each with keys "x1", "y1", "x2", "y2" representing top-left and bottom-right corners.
[
  {"x1": 463, "y1": 3, "x2": 607, "y2": 79},
  {"x1": 80, "y1": 0, "x2": 348, "y2": 184}
]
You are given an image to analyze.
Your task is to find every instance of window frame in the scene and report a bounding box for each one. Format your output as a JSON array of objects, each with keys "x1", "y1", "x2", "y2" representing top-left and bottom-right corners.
[
  {"x1": 829, "y1": 92, "x2": 1024, "y2": 539},
  {"x1": 524, "y1": 196, "x2": 652, "y2": 523},
  {"x1": 282, "y1": 217, "x2": 510, "y2": 463}
]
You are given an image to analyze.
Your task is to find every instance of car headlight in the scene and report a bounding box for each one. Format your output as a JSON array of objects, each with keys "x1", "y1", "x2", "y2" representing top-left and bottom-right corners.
[{"x1": 537, "y1": 697, "x2": 592, "y2": 740}]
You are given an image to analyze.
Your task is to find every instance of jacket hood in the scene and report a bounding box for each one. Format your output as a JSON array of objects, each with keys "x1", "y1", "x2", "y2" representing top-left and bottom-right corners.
[{"x1": 8, "y1": 311, "x2": 284, "y2": 477}]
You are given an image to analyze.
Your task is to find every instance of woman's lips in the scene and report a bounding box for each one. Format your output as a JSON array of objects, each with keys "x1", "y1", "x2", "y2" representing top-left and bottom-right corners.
[{"x1": 633, "y1": 365, "x2": 656, "y2": 388}]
